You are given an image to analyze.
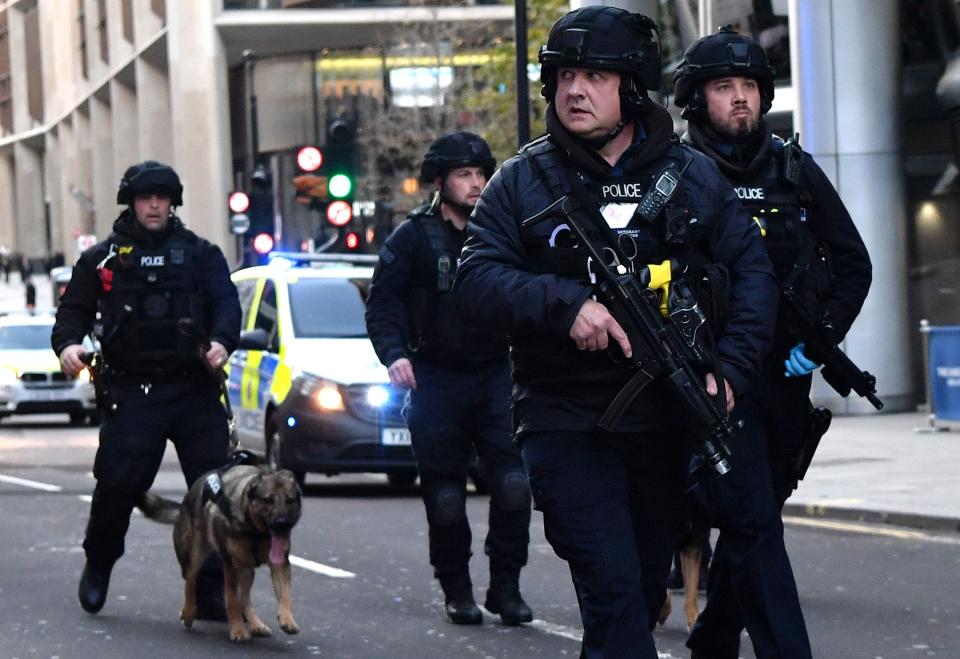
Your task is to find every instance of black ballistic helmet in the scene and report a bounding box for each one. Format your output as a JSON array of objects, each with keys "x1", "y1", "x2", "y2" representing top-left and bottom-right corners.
[
  {"x1": 538, "y1": 6, "x2": 662, "y2": 114},
  {"x1": 420, "y1": 132, "x2": 496, "y2": 183},
  {"x1": 673, "y1": 25, "x2": 775, "y2": 120},
  {"x1": 116, "y1": 160, "x2": 184, "y2": 206}
]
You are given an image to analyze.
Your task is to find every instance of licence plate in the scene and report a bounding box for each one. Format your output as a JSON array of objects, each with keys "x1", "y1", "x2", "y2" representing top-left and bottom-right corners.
[
  {"x1": 381, "y1": 427, "x2": 411, "y2": 446},
  {"x1": 24, "y1": 389, "x2": 67, "y2": 401}
]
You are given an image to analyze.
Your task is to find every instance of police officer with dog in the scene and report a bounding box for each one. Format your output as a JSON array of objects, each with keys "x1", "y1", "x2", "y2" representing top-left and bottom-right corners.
[
  {"x1": 364, "y1": 132, "x2": 533, "y2": 627},
  {"x1": 455, "y1": 7, "x2": 778, "y2": 657},
  {"x1": 52, "y1": 160, "x2": 241, "y2": 619},
  {"x1": 673, "y1": 27, "x2": 872, "y2": 658}
]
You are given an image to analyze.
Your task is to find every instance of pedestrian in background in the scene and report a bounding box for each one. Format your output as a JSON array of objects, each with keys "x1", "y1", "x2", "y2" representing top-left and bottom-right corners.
[
  {"x1": 673, "y1": 26, "x2": 872, "y2": 659},
  {"x1": 51, "y1": 160, "x2": 241, "y2": 620},
  {"x1": 455, "y1": 7, "x2": 778, "y2": 657},
  {"x1": 365, "y1": 133, "x2": 533, "y2": 627}
]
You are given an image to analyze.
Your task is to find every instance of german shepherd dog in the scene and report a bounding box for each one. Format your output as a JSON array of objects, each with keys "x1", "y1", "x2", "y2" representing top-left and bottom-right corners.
[
  {"x1": 138, "y1": 465, "x2": 302, "y2": 642},
  {"x1": 658, "y1": 524, "x2": 709, "y2": 630}
]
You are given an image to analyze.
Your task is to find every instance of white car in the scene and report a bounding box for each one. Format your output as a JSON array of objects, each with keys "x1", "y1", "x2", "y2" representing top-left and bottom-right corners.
[{"x1": 0, "y1": 313, "x2": 98, "y2": 425}]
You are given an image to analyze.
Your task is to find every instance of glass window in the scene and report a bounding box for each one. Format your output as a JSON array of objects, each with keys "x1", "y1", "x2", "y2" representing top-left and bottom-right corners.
[
  {"x1": 0, "y1": 324, "x2": 54, "y2": 350},
  {"x1": 254, "y1": 280, "x2": 279, "y2": 351},
  {"x1": 235, "y1": 278, "x2": 258, "y2": 328},
  {"x1": 287, "y1": 278, "x2": 369, "y2": 338}
]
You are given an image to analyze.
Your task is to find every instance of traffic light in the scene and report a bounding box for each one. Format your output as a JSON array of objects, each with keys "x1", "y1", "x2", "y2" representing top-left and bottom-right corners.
[
  {"x1": 227, "y1": 191, "x2": 251, "y2": 236},
  {"x1": 247, "y1": 163, "x2": 275, "y2": 263},
  {"x1": 324, "y1": 118, "x2": 356, "y2": 207},
  {"x1": 292, "y1": 145, "x2": 328, "y2": 211},
  {"x1": 343, "y1": 230, "x2": 362, "y2": 251}
]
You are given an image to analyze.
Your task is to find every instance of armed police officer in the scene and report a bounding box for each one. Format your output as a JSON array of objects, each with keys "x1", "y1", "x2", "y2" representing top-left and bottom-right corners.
[
  {"x1": 674, "y1": 27, "x2": 872, "y2": 659},
  {"x1": 364, "y1": 133, "x2": 533, "y2": 627},
  {"x1": 455, "y1": 8, "x2": 778, "y2": 658},
  {"x1": 52, "y1": 161, "x2": 241, "y2": 619}
]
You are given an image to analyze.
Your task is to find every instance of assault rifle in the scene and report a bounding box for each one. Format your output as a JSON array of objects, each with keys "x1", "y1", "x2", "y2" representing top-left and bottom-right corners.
[
  {"x1": 523, "y1": 196, "x2": 738, "y2": 476},
  {"x1": 780, "y1": 279, "x2": 884, "y2": 411}
]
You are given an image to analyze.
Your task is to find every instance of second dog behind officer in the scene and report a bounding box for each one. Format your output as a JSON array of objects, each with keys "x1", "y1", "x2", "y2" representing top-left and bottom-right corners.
[{"x1": 365, "y1": 132, "x2": 533, "y2": 626}]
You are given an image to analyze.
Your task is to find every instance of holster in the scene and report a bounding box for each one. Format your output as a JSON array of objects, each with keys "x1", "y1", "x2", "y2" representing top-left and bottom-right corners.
[
  {"x1": 91, "y1": 360, "x2": 121, "y2": 413},
  {"x1": 781, "y1": 401, "x2": 832, "y2": 501}
]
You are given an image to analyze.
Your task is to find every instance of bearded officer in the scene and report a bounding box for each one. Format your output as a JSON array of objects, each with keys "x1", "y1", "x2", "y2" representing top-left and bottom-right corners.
[
  {"x1": 52, "y1": 161, "x2": 241, "y2": 619},
  {"x1": 454, "y1": 7, "x2": 778, "y2": 657},
  {"x1": 365, "y1": 133, "x2": 533, "y2": 626},
  {"x1": 673, "y1": 27, "x2": 872, "y2": 659}
]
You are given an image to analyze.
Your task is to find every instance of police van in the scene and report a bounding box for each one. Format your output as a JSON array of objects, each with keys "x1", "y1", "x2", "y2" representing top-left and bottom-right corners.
[{"x1": 228, "y1": 253, "x2": 416, "y2": 486}]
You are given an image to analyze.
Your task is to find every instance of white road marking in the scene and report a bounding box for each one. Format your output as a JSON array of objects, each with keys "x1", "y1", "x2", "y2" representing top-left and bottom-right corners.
[
  {"x1": 485, "y1": 609, "x2": 680, "y2": 657},
  {"x1": 0, "y1": 473, "x2": 62, "y2": 492},
  {"x1": 289, "y1": 554, "x2": 356, "y2": 578},
  {"x1": 784, "y1": 516, "x2": 960, "y2": 545}
]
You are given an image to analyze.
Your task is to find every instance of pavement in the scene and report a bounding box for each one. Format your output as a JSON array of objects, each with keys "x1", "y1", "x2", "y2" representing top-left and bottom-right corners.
[{"x1": 2, "y1": 274, "x2": 958, "y2": 534}]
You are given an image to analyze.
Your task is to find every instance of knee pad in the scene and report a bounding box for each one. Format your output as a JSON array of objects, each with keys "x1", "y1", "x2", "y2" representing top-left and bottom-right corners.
[
  {"x1": 495, "y1": 470, "x2": 531, "y2": 511},
  {"x1": 432, "y1": 487, "x2": 466, "y2": 526}
]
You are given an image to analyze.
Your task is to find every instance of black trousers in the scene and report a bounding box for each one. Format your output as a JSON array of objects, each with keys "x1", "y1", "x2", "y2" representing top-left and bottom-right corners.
[
  {"x1": 686, "y1": 367, "x2": 813, "y2": 659},
  {"x1": 405, "y1": 360, "x2": 531, "y2": 590},
  {"x1": 522, "y1": 428, "x2": 691, "y2": 659},
  {"x1": 83, "y1": 375, "x2": 229, "y2": 566}
]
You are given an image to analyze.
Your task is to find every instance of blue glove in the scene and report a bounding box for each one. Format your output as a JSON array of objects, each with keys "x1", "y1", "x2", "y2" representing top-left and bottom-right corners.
[{"x1": 784, "y1": 343, "x2": 820, "y2": 377}]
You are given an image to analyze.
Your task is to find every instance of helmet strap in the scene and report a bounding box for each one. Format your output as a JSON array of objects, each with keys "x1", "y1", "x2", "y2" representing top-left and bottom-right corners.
[{"x1": 579, "y1": 120, "x2": 626, "y2": 151}]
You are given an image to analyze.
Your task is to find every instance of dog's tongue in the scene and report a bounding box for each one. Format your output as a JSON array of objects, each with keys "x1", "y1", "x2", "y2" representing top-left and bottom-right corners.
[{"x1": 269, "y1": 533, "x2": 288, "y2": 566}]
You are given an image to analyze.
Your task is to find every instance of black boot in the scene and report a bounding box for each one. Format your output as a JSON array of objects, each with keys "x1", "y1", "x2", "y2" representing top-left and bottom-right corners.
[
  {"x1": 485, "y1": 580, "x2": 533, "y2": 626},
  {"x1": 78, "y1": 561, "x2": 113, "y2": 613},
  {"x1": 194, "y1": 569, "x2": 227, "y2": 622},
  {"x1": 440, "y1": 574, "x2": 482, "y2": 625}
]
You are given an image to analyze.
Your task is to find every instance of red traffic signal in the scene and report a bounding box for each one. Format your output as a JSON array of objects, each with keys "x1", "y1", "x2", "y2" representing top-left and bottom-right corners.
[
  {"x1": 228, "y1": 191, "x2": 250, "y2": 214},
  {"x1": 326, "y1": 200, "x2": 353, "y2": 227},
  {"x1": 344, "y1": 231, "x2": 360, "y2": 250},
  {"x1": 296, "y1": 145, "x2": 323, "y2": 172},
  {"x1": 252, "y1": 232, "x2": 275, "y2": 255}
]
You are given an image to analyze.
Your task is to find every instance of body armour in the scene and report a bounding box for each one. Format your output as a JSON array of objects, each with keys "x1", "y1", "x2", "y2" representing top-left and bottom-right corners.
[
  {"x1": 407, "y1": 205, "x2": 491, "y2": 362},
  {"x1": 721, "y1": 136, "x2": 832, "y2": 350},
  {"x1": 513, "y1": 136, "x2": 728, "y2": 388},
  {"x1": 98, "y1": 231, "x2": 205, "y2": 372},
  {"x1": 521, "y1": 136, "x2": 727, "y2": 325}
]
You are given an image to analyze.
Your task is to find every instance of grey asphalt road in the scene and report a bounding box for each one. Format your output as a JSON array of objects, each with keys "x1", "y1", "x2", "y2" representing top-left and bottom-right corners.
[{"x1": 1, "y1": 415, "x2": 958, "y2": 658}]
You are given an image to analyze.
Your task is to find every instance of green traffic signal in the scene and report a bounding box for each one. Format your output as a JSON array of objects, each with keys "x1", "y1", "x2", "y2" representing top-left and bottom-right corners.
[{"x1": 328, "y1": 173, "x2": 353, "y2": 199}]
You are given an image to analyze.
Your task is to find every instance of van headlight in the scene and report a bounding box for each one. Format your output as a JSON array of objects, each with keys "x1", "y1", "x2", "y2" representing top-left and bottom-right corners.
[
  {"x1": 366, "y1": 385, "x2": 390, "y2": 408},
  {"x1": 295, "y1": 374, "x2": 345, "y2": 412}
]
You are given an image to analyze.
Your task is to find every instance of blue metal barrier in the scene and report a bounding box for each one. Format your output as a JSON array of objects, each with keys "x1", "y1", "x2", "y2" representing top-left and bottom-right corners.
[{"x1": 928, "y1": 325, "x2": 960, "y2": 422}]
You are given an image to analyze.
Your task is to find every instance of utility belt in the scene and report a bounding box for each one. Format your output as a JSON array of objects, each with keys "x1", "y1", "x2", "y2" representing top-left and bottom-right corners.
[{"x1": 111, "y1": 361, "x2": 212, "y2": 383}]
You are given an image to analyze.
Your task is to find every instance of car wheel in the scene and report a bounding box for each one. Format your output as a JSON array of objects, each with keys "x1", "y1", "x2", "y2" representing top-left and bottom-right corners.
[
  {"x1": 267, "y1": 426, "x2": 306, "y2": 487},
  {"x1": 69, "y1": 412, "x2": 86, "y2": 426},
  {"x1": 387, "y1": 469, "x2": 418, "y2": 488},
  {"x1": 87, "y1": 412, "x2": 102, "y2": 426}
]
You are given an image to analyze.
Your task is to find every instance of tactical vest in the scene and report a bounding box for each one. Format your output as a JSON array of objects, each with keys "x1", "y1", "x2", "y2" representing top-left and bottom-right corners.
[
  {"x1": 406, "y1": 207, "x2": 468, "y2": 358},
  {"x1": 733, "y1": 138, "x2": 811, "y2": 279},
  {"x1": 734, "y1": 138, "x2": 831, "y2": 312},
  {"x1": 520, "y1": 136, "x2": 728, "y2": 328},
  {"x1": 99, "y1": 232, "x2": 205, "y2": 372}
]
